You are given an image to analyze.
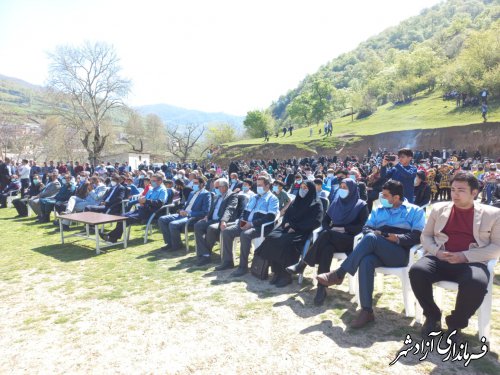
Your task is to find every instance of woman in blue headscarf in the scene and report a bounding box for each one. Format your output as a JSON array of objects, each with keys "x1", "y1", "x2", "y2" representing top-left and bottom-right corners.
[{"x1": 287, "y1": 178, "x2": 369, "y2": 305}]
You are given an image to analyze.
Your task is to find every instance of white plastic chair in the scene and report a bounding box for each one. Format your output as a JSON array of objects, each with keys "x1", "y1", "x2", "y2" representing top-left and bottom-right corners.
[
  {"x1": 353, "y1": 233, "x2": 421, "y2": 317},
  {"x1": 415, "y1": 250, "x2": 497, "y2": 341},
  {"x1": 297, "y1": 226, "x2": 357, "y2": 295}
]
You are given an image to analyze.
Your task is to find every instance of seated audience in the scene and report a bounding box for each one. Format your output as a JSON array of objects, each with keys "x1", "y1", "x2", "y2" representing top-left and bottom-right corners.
[
  {"x1": 256, "y1": 181, "x2": 323, "y2": 287},
  {"x1": 218, "y1": 176, "x2": 279, "y2": 276},
  {"x1": 101, "y1": 174, "x2": 168, "y2": 243},
  {"x1": 28, "y1": 171, "x2": 61, "y2": 217},
  {"x1": 316, "y1": 180, "x2": 425, "y2": 328},
  {"x1": 194, "y1": 178, "x2": 239, "y2": 266},
  {"x1": 0, "y1": 174, "x2": 21, "y2": 208},
  {"x1": 85, "y1": 174, "x2": 126, "y2": 214},
  {"x1": 409, "y1": 172, "x2": 500, "y2": 341},
  {"x1": 158, "y1": 176, "x2": 211, "y2": 251},
  {"x1": 414, "y1": 170, "x2": 431, "y2": 207},
  {"x1": 287, "y1": 179, "x2": 368, "y2": 305},
  {"x1": 38, "y1": 173, "x2": 76, "y2": 222},
  {"x1": 12, "y1": 174, "x2": 42, "y2": 216}
]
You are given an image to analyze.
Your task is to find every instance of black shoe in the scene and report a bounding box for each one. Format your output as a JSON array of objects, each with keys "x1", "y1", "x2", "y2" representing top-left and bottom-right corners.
[
  {"x1": 269, "y1": 272, "x2": 280, "y2": 285},
  {"x1": 314, "y1": 285, "x2": 327, "y2": 306},
  {"x1": 275, "y1": 272, "x2": 293, "y2": 288},
  {"x1": 215, "y1": 261, "x2": 235, "y2": 271},
  {"x1": 230, "y1": 266, "x2": 248, "y2": 277},
  {"x1": 99, "y1": 232, "x2": 107, "y2": 241},
  {"x1": 62, "y1": 224, "x2": 70, "y2": 231},
  {"x1": 286, "y1": 260, "x2": 307, "y2": 275},
  {"x1": 421, "y1": 318, "x2": 442, "y2": 337},
  {"x1": 196, "y1": 256, "x2": 211, "y2": 266}
]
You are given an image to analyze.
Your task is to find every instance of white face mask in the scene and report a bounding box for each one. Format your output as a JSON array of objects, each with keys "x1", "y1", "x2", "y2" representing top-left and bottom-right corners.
[{"x1": 110, "y1": 181, "x2": 117, "y2": 187}]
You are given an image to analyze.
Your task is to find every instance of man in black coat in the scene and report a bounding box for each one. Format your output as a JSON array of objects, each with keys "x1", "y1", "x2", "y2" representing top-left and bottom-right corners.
[
  {"x1": 194, "y1": 178, "x2": 240, "y2": 266},
  {"x1": 85, "y1": 174, "x2": 125, "y2": 214},
  {"x1": 0, "y1": 157, "x2": 11, "y2": 190}
]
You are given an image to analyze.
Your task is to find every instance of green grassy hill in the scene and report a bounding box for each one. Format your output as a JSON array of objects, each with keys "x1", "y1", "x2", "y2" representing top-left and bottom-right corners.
[{"x1": 219, "y1": 91, "x2": 499, "y2": 159}]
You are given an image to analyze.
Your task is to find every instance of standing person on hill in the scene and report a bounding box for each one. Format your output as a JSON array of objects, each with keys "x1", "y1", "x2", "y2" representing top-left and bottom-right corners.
[{"x1": 380, "y1": 148, "x2": 417, "y2": 203}]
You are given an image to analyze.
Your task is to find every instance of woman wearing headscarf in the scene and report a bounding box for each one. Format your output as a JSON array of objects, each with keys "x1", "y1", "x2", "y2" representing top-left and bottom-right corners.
[
  {"x1": 255, "y1": 180, "x2": 323, "y2": 288},
  {"x1": 287, "y1": 179, "x2": 369, "y2": 305}
]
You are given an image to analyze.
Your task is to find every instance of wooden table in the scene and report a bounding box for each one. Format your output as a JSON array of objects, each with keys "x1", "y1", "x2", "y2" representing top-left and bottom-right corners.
[{"x1": 56, "y1": 212, "x2": 129, "y2": 254}]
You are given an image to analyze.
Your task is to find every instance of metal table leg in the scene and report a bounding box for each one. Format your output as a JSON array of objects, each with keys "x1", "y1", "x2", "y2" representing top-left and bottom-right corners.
[
  {"x1": 123, "y1": 220, "x2": 128, "y2": 249},
  {"x1": 95, "y1": 227, "x2": 100, "y2": 255},
  {"x1": 59, "y1": 216, "x2": 64, "y2": 244}
]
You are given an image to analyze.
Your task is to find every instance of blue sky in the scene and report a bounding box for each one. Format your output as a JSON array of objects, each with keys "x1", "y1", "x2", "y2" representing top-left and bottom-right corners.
[{"x1": 0, "y1": 0, "x2": 441, "y2": 115}]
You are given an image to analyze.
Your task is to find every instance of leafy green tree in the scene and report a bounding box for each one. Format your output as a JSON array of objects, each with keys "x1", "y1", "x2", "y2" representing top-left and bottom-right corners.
[{"x1": 243, "y1": 110, "x2": 271, "y2": 138}]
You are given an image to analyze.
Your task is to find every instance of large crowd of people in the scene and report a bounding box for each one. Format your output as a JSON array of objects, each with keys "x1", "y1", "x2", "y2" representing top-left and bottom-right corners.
[{"x1": 0, "y1": 145, "x2": 499, "y2": 344}]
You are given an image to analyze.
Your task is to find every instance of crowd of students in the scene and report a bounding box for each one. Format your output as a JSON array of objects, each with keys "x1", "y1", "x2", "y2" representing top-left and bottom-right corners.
[{"x1": 0, "y1": 146, "x2": 499, "y2": 344}]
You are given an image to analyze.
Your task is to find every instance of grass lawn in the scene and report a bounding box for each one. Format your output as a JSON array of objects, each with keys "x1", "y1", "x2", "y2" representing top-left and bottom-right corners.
[
  {"x1": 225, "y1": 92, "x2": 499, "y2": 149},
  {"x1": 0, "y1": 206, "x2": 499, "y2": 374}
]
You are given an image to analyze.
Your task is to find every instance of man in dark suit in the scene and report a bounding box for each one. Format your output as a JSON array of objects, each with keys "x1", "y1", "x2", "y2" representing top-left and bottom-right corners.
[
  {"x1": 0, "y1": 157, "x2": 11, "y2": 190},
  {"x1": 85, "y1": 174, "x2": 125, "y2": 214},
  {"x1": 158, "y1": 176, "x2": 211, "y2": 252},
  {"x1": 228, "y1": 173, "x2": 243, "y2": 193},
  {"x1": 102, "y1": 174, "x2": 168, "y2": 242},
  {"x1": 194, "y1": 178, "x2": 239, "y2": 266}
]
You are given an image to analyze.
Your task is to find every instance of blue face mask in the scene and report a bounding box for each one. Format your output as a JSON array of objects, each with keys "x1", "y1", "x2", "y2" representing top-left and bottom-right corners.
[
  {"x1": 214, "y1": 188, "x2": 221, "y2": 196},
  {"x1": 295, "y1": 179, "x2": 302, "y2": 185},
  {"x1": 151, "y1": 182, "x2": 158, "y2": 189},
  {"x1": 192, "y1": 184, "x2": 199, "y2": 192},
  {"x1": 242, "y1": 186, "x2": 249, "y2": 192},
  {"x1": 349, "y1": 174, "x2": 356, "y2": 181},
  {"x1": 231, "y1": 179, "x2": 237, "y2": 184},
  {"x1": 338, "y1": 188, "x2": 349, "y2": 199},
  {"x1": 257, "y1": 186, "x2": 265, "y2": 195},
  {"x1": 380, "y1": 197, "x2": 394, "y2": 208},
  {"x1": 272, "y1": 186, "x2": 279, "y2": 193}
]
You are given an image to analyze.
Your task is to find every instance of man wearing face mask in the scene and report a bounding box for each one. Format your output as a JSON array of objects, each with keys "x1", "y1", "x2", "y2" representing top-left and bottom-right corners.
[
  {"x1": 193, "y1": 178, "x2": 239, "y2": 266},
  {"x1": 12, "y1": 173, "x2": 42, "y2": 216},
  {"x1": 316, "y1": 180, "x2": 425, "y2": 328},
  {"x1": 28, "y1": 171, "x2": 61, "y2": 217},
  {"x1": 240, "y1": 179, "x2": 255, "y2": 198},
  {"x1": 38, "y1": 173, "x2": 76, "y2": 222},
  {"x1": 85, "y1": 174, "x2": 125, "y2": 215},
  {"x1": 228, "y1": 172, "x2": 243, "y2": 193},
  {"x1": 101, "y1": 174, "x2": 168, "y2": 243},
  {"x1": 158, "y1": 176, "x2": 211, "y2": 252},
  {"x1": 219, "y1": 176, "x2": 279, "y2": 275},
  {"x1": 322, "y1": 168, "x2": 336, "y2": 192}
]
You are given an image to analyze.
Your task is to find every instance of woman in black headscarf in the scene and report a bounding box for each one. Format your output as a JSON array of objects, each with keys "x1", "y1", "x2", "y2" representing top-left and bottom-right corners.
[
  {"x1": 287, "y1": 178, "x2": 369, "y2": 305},
  {"x1": 255, "y1": 180, "x2": 323, "y2": 288}
]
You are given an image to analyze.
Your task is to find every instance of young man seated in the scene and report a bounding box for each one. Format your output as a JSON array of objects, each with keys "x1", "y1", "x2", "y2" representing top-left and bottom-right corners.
[
  {"x1": 409, "y1": 172, "x2": 500, "y2": 340},
  {"x1": 316, "y1": 180, "x2": 425, "y2": 328}
]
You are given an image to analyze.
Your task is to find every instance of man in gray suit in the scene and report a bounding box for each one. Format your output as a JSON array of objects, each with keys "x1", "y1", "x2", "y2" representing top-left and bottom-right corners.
[
  {"x1": 28, "y1": 170, "x2": 61, "y2": 217},
  {"x1": 194, "y1": 178, "x2": 239, "y2": 266}
]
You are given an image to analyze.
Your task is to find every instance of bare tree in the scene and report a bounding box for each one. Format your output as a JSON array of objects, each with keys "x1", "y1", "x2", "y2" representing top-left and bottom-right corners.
[
  {"x1": 123, "y1": 109, "x2": 145, "y2": 153},
  {"x1": 47, "y1": 41, "x2": 131, "y2": 165},
  {"x1": 166, "y1": 124, "x2": 205, "y2": 162}
]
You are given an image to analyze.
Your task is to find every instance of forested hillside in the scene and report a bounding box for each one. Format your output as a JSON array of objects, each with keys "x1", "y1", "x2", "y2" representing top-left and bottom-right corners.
[{"x1": 266, "y1": 0, "x2": 499, "y2": 127}]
